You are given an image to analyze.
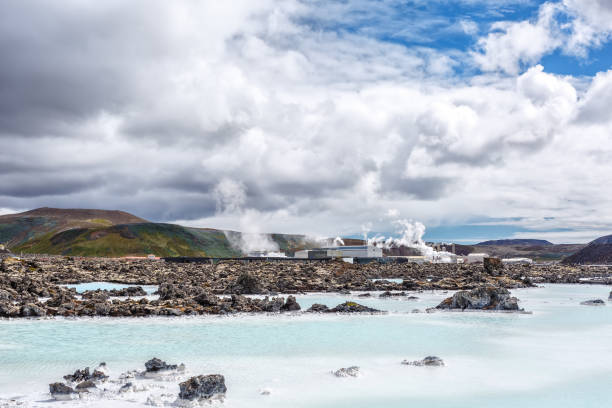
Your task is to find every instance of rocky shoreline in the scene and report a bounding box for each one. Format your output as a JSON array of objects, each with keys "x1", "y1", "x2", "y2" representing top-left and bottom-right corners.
[{"x1": 2, "y1": 255, "x2": 611, "y2": 318}]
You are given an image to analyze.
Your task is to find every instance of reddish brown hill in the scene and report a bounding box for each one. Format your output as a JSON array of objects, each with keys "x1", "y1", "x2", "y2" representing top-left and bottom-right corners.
[
  {"x1": 0, "y1": 207, "x2": 149, "y2": 247},
  {"x1": 0, "y1": 207, "x2": 148, "y2": 225}
]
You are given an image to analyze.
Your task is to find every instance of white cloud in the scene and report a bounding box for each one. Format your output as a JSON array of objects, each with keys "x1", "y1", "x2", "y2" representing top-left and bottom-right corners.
[
  {"x1": 473, "y1": 3, "x2": 562, "y2": 74},
  {"x1": 563, "y1": 0, "x2": 612, "y2": 53},
  {"x1": 1, "y1": 0, "x2": 612, "y2": 243},
  {"x1": 576, "y1": 69, "x2": 612, "y2": 123},
  {"x1": 473, "y1": 0, "x2": 612, "y2": 74}
]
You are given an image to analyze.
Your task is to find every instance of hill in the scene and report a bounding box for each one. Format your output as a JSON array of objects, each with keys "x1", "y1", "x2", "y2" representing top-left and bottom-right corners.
[
  {"x1": 12, "y1": 223, "x2": 241, "y2": 257},
  {"x1": 0, "y1": 207, "x2": 148, "y2": 247},
  {"x1": 475, "y1": 243, "x2": 584, "y2": 262},
  {"x1": 476, "y1": 239, "x2": 553, "y2": 246},
  {"x1": 562, "y1": 234, "x2": 612, "y2": 264},
  {"x1": 1, "y1": 208, "x2": 313, "y2": 258}
]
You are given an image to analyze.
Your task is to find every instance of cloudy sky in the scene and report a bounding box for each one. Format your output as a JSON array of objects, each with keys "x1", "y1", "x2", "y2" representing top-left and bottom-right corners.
[{"x1": 2, "y1": 0, "x2": 612, "y2": 243}]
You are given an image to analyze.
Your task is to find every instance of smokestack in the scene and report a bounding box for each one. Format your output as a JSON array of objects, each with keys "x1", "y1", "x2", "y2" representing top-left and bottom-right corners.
[{"x1": 452, "y1": 243, "x2": 456, "y2": 254}]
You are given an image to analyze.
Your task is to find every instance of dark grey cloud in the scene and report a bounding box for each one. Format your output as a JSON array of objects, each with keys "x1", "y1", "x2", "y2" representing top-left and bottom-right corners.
[
  {"x1": 380, "y1": 175, "x2": 455, "y2": 200},
  {"x1": 0, "y1": 174, "x2": 101, "y2": 197}
]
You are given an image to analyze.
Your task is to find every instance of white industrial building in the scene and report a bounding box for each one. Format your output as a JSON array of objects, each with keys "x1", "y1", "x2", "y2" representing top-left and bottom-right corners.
[
  {"x1": 294, "y1": 245, "x2": 382, "y2": 259},
  {"x1": 466, "y1": 253, "x2": 489, "y2": 263}
]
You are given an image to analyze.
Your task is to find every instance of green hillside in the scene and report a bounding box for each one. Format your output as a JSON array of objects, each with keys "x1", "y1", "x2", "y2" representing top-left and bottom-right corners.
[
  {"x1": 11, "y1": 223, "x2": 242, "y2": 257},
  {"x1": 1, "y1": 208, "x2": 314, "y2": 257}
]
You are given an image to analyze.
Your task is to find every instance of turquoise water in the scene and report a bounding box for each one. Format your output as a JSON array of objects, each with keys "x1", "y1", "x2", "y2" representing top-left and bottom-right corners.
[
  {"x1": 62, "y1": 282, "x2": 158, "y2": 295},
  {"x1": 368, "y1": 278, "x2": 404, "y2": 283},
  {"x1": 0, "y1": 285, "x2": 611, "y2": 407}
]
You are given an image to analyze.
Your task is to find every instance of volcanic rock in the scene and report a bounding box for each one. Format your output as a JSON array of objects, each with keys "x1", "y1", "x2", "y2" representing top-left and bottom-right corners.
[
  {"x1": 233, "y1": 272, "x2": 262, "y2": 294},
  {"x1": 49, "y1": 382, "x2": 76, "y2": 400},
  {"x1": 63, "y1": 366, "x2": 108, "y2": 383},
  {"x1": 145, "y1": 357, "x2": 178, "y2": 373},
  {"x1": 402, "y1": 356, "x2": 445, "y2": 366},
  {"x1": 46, "y1": 292, "x2": 76, "y2": 307},
  {"x1": 20, "y1": 303, "x2": 46, "y2": 317},
  {"x1": 307, "y1": 303, "x2": 329, "y2": 312},
  {"x1": 332, "y1": 366, "x2": 360, "y2": 377},
  {"x1": 0, "y1": 301, "x2": 20, "y2": 317},
  {"x1": 110, "y1": 286, "x2": 147, "y2": 297},
  {"x1": 484, "y1": 257, "x2": 503, "y2": 276},
  {"x1": 178, "y1": 374, "x2": 227, "y2": 401},
  {"x1": 157, "y1": 283, "x2": 188, "y2": 300},
  {"x1": 281, "y1": 295, "x2": 301, "y2": 311},
  {"x1": 328, "y1": 301, "x2": 381, "y2": 313},
  {"x1": 194, "y1": 292, "x2": 219, "y2": 307},
  {"x1": 580, "y1": 299, "x2": 605, "y2": 306},
  {"x1": 75, "y1": 380, "x2": 96, "y2": 390},
  {"x1": 0, "y1": 289, "x2": 12, "y2": 301},
  {"x1": 379, "y1": 291, "x2": 406, "y2": 297},
  {"x1": 436, "y1": 287, "x2": 520, "y2": 311}
]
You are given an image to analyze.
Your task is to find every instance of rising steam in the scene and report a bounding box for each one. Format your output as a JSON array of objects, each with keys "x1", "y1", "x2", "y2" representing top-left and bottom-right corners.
[
  {"x1": 368, "y1": 219, "x2": 455, "y2": 262},
  {"x1": 214, "y1": 178, "x2": 281, "y2": 255}
]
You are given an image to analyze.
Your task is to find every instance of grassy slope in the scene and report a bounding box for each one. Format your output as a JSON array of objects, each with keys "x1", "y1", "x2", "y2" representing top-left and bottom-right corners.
[
  {"x1": 13, "y1": 223, "x2": 244, "y2": 257},
  {"x1": 0, "y1": 217, "x2": 59, "y2": 247}
]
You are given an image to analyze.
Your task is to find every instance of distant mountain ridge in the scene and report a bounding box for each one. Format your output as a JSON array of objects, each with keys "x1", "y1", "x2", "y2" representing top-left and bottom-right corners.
[
  {"x1": 590, "y1": 235, "x2": 612, "y2": 245},
  {"x1": 562, "y1": 234, "x2": 612, "y2": 264},
  {"x1": 476, "y1": 239, "x2": 553, "y2": 246},
  {"x1": 0, "y1": 207, "x2": 311, "y2": 257}
]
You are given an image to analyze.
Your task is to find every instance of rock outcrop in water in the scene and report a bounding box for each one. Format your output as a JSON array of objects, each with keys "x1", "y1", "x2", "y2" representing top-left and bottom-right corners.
[
  {"x1": 49, "y1": 363, "x2": 108, "y2": 400},
  {"x1": 306, "y1": 301, "x2": 382, "y2": 313},
  {"x1": 436, "y1": 287, "x2": 521, "y2": 311},
  {"x1": 328, "y1": 301, "x2": 381, "y2": 313},
  {"x1": 178, "y1": 374, "x2": 227, "y2": 401},
  {"x1": 332, "y1": 366, "x2": 360, "y2": 377},
  {"x1": 580, "y1": 299, "x2": 606, "y2": 306},
  {"x1": 63, "y1": 366, "x2": 109, "y2": 383},
  {"x1": 281, "y1": 295, "x2": 301, "y2": 311},
  {"x1": 81, "y1": 286, "x2": 147, "y2": 299},
  {"x1": 402, "y1": 356, "x2": 445, "y2": 366},
  {"x1": 145, "y1": 357, "x2": 180, "y2": 374},
  {"x1": 49, "y1": 382, "x2": 76, "y2": 400}
]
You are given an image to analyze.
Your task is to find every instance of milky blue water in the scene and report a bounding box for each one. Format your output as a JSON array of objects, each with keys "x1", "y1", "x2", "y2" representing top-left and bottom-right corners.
[
  {"x1": 368, "y1": 278, "x2": 404, "y2": 283},
  {"x1": 0, "y1": 285, "x2": 611, "y2": 407},
  {"x1": 62, "y1": 282, "x2": 158, "y2": 295}
]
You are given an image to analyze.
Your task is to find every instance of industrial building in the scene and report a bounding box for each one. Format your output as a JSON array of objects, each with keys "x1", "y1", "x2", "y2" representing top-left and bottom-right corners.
[
  {"x1": 502, "y1": 257, "x2": 533, "y2": 265},
  {"x1": 294, "y1": 245, "x2": 383, "y2": 259},
  {"x1": 466, "y1": 253, "x2": 489, "y2": 263}
]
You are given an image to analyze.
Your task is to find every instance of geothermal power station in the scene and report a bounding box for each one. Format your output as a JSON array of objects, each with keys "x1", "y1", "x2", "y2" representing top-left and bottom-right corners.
[{"x1": 195, "y1": 243, "x2": 534, "y2": 266}]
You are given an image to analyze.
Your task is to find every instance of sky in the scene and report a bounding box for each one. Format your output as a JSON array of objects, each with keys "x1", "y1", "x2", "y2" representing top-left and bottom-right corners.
[{"x1": 1, "y1": 0, "x2": 612, "y2": 244}]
